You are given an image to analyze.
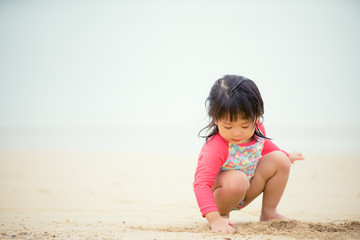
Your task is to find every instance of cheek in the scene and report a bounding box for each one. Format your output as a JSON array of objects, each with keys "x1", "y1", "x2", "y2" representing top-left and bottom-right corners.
[
  {"x1": 246, "y1": 128, "x2": 255, "y2": 136},
  {"x1": 219, "y1": 127, "x2": 231, "y2": 137}
]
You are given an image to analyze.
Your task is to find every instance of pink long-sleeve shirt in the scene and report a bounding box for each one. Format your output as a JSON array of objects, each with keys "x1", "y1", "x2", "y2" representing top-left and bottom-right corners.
[{"x1": 193, "y1": 122, "x2": 288, "y2": 217}]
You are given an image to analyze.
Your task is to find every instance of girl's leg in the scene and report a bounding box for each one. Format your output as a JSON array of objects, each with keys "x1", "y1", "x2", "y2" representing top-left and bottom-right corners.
[
  {"x1": 241, "y1": 151, "x2": 291, "y2": 221},
  {"x1": 212, "y1": 170, "x2": 250, "y2": 217}
]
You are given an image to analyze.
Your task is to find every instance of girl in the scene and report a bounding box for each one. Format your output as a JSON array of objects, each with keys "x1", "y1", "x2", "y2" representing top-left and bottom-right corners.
[{"x1": 193, "y1": 75, "x2": 304, "y2": 234}]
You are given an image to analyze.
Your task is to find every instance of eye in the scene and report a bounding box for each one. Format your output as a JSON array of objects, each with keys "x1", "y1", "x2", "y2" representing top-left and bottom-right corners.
[
  {"x1": 242, "y1": 125, "x2": 250, "y2": 129},
  {"x1": 224, "y1": 126, "x2": 232, "y2": 130}
]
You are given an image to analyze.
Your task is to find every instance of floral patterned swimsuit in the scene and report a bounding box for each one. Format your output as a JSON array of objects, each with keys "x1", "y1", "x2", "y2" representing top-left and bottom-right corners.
[{"x1": 221, "y1": 139, "x2": 266, "y2": 209}]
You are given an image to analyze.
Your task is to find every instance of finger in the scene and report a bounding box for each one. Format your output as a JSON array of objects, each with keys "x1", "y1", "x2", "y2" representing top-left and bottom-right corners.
[
  {"x1": 226, "y1": 227, "x2": 235, "y2": 234},
  {"x1": 293, "y1": 158, "x2": 305, "y2": 162},
  {"x1": 228, "y1": 220, "x2": 236, "y2": 228}
]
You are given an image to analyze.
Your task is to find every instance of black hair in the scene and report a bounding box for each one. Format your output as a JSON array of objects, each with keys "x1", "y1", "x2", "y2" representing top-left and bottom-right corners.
[{"x1": 198, "y1": 75, "x2": 269, "y2": 142}]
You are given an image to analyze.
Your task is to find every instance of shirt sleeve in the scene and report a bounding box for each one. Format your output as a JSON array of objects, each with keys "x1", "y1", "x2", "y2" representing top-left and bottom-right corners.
[
  {"x1": 193, "y1": 135, "x2": 228, "y2": 217},
  {"x1": 258, "y1": 122, "x2": 289, "y2": 157}
]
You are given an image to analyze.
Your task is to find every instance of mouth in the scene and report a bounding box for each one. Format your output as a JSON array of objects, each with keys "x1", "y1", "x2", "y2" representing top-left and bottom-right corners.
[{"x1": 232, "y1": 139, "x2": 242, "y2": 142}]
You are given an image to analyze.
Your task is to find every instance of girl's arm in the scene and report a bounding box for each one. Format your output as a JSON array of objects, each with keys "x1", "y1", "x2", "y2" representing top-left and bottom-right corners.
[
  {"x1": 258, "y1": 122, "x2": 304, "y2": 162},
  {"x1": 263, "y1": 139, "x2": 304, "y2": 163},
  {"x1": 193, "y1": 135, "x2": 228, "y2": 217},
  {"x1": 288, "y1": 151, "x2": 305, "y2": 163},
  {"x1": 262, "y1": 138, "x2": 289, "y2": 157},
  {"x1": 194, "y1": 137, "x2": 235, "y2": 233}
]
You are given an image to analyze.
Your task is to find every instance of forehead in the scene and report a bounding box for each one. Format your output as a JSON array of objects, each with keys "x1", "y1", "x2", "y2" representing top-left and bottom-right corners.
[{"x1": 219, "y1": 116, "x2": 252, "y2": 124}]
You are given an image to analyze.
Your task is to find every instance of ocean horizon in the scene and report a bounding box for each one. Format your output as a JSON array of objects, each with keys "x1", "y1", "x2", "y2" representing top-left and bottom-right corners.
[{"x1": 1, "y1": 124, "x2": 359, "y2": 155}]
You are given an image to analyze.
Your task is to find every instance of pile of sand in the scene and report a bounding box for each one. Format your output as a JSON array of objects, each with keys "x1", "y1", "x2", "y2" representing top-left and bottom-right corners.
[
  {"x1": 138, "y1": 220, "x2": 360, "y2": 240},
  {"x1": 2, "y1": 217, "x2": 359, "y2": 240}
]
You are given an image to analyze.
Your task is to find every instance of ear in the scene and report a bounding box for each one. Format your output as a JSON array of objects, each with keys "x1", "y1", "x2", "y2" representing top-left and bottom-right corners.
[{"x1": 214, "y1": 120, "x2": 218, "y2": 126}]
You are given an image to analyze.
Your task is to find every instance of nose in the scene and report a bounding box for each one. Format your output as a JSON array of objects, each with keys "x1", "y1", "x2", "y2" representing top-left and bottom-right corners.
[{"x1": 232, "y1": 128, "x2": 242, "y2": 137}]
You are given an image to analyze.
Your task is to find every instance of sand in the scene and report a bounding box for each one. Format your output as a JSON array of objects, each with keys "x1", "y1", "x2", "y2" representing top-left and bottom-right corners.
[{"x1": 0, "y1": 150, "x2": 359, "y2": 239}]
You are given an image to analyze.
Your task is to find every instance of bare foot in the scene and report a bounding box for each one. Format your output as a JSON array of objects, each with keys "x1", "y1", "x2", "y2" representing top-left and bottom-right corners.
[{"x1": 260, "y1": 210, "x2": 289, "y2": 221}]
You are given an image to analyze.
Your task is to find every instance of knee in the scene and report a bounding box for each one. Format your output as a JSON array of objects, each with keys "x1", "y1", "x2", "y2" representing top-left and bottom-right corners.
[
  {"x1": 272, "y1": 151, "x2": 291, "y2": 172},
  {"x1": 221, "y1": 170, "x2": 250, "y2": 197}
]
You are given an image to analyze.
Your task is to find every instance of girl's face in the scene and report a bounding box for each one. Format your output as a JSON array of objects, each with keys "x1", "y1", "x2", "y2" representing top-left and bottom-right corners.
[{"x1": 215, "y1": 117, "x2": 257, "y2": 145}]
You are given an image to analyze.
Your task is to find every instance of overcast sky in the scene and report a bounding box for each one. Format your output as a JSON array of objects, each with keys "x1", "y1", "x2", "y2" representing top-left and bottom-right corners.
[{"x1": 1, "y1": 0, "x2": 359, "y2": 132}]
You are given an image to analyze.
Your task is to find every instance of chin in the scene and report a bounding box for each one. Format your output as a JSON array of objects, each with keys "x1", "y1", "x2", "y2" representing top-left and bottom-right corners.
[{"x1": 231, "y1": 138, "x2": 251, "y2": 144}]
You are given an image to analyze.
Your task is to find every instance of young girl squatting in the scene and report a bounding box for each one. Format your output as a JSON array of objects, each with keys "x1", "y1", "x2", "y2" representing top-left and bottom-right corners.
[{"x1": 193, "y1": 75, "x2": 304, "y2": 234}]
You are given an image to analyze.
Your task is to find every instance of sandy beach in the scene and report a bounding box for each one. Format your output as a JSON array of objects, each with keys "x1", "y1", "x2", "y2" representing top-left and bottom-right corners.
[
  {"x1": 0, "y1": 150, "x2": 359, "y2": 239},
  {"x1": 1, "y1": 0, "x2": 360, "y2": 239}
]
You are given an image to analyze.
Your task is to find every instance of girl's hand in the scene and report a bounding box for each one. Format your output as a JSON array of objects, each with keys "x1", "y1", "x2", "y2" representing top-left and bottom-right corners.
[
  {"x1": 210, "y1": 217, "x2": 235, "y2": 234},
  {"x1": 205, "y1": 212, "x2": 235, "y2": 234},
  {"x1": 289, "y1": 151, "x2": 305, "y2": 163}
]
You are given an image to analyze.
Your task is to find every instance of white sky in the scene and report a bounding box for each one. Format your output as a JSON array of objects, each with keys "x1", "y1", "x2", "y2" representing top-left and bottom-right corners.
[{"x1": 1, "y1": 0, "x2": 359, "y2": 131}]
